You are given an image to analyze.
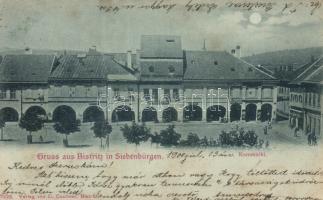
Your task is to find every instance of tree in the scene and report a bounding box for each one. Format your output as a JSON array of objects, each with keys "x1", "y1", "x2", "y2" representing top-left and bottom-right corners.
[
  {"x1": 121, "y1": 122, "x2": 150, "y2": 146},
  {"x1": 91, "y1": 120, "x2": 112, "y2": 148},
  {"x1": 159, "y1": 125, "x2": 181, "y2": 147},
  {"x1": 0, "y1": 114, "x2": 5, "y2": 140},
  {"x1": 53, "y1": 118, "x2": 80, "y2": 147},
  {"x1": 150, "y1": 132, "x2": 161, "y2": 147},
  {"x1": 19, "y1": 114, "x2": 43, "y2": 144}
]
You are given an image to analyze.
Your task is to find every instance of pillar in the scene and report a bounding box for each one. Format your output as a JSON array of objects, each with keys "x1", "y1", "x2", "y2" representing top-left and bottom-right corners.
[
  {"x1": 257, "y1": 86, "x2": 262, "y2": 100},
  {"x1": 202, "y1": 87, "x2": 207, "y2": 121},
  {"x1": 241, "y1": 102, "x2": 246, "y2": 121},
  {"x1": 242, "y1": 86, "x2": 246, "y2": 100}
]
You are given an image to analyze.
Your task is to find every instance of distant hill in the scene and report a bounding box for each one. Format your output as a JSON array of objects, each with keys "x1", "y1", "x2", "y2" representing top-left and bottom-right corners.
[
  {"x1": 0, "y1": 47, "x2": 87, "y2": 56},
  {"x1": 243, "y1": 47, "x2": 323, "y2": 81},
  {"x1": 243, "y1": 47, "x2": 323, "y2": 70}
]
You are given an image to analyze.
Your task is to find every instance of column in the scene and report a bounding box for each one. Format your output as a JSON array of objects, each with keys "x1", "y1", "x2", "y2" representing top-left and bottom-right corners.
[
  {"x1": 256, "y1": 103, "x2": 261, "y2": 121},
  {"x1": 257, "y1": 86, "x2": 262, "y2": 100},
  {"x1": 241, "y1": 102, "x2": 246, "y2": 121},
  {"x1": 202, "y1": 87, "x2": 207, "y2": 121},
  {"x1": 242, "y1": 86, "x2": 246, "y2": 100}
]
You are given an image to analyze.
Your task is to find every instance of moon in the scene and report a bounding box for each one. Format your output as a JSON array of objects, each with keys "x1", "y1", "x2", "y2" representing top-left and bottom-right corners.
[{"x1": 249, "y1": 13, "x2": 262, "y2": 25}]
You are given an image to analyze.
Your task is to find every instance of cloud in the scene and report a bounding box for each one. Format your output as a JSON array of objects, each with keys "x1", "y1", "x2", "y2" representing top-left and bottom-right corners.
[{"x1": 264, "y1": 13, "x2": 322, "y2": 26}]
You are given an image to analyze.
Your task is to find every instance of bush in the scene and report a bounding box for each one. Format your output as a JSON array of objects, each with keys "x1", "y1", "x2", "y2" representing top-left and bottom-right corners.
[
  {"x1": 180, "y1": 132, "x2": 200, "y2": 147},
  {"x1": 159, "y1": 125, "x2": 181, "y2": 147},
  {"x1": 121, "y1": 122, "x2": 150, "y2": 146},
  {"x1": 219, "y1": 128, "x2": 258, "y2": 147}
]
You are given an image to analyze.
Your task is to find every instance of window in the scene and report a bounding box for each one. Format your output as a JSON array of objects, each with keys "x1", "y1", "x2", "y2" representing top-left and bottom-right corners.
[
  {"x1": 168, "y1": 66, "x2": 175, "y2": 73},
  {"x1": 143, "y1": 89, "x2": 150, "y2": 101},
  {"x1": 248, "y1": 67, "x2": 253, "y2": 72},
  {"x1": 0, "y1": 89, "x2": 6, "y2": 99},
  {"x1": 299, "y1": 95, "x2": 302, "y2": 103},
  {"x1": 214, "y1": 61, "x2": 218, "y2": 65},
  {"x1": 164, "y1": 89, "x2": 170, "y2": 99},
  {"x1": 128, "y1": 88, "x2": 134, "y2": 101},
  {"x1": 149, "y1": 66, "x2": 154, "y2": 73},
  {"x1": 166, "y1": 39, "x2": 175, "y2": 42},
  {"x1": 313, "y1": 93, "x2": 316, "y2": 107},
  {"x1": 305, "y1": 93, "x2": 308, "y2": 104},
  {"x1": 10, "y1": 89, "x2": 16, "y2": 99},
  {"x1": 152, "y1": 89, "x2": 158, "y2": 104},
  {"x1": 173, "y1": 89, "x2": 179, "y2": 101},
  {"x1": 230, "y1": 67, "x2": 235, "y2": 71},
  {"x1": 309, "y1": 93, "x2": 312, "y2": 105},
  {"x1": 113, "y1": 88, "x2": 120, "y2": 98}
]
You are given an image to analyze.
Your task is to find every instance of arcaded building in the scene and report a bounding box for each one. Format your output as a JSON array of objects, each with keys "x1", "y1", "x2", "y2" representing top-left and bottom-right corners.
[{"x1": 0, "y1": 35, "x2": 278, "y2": 125}]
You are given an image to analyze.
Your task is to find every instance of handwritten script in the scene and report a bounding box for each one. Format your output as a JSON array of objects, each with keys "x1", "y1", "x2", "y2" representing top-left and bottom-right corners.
[{"x1": 0, "y1": 150, "x2": 322, "y2": 200}]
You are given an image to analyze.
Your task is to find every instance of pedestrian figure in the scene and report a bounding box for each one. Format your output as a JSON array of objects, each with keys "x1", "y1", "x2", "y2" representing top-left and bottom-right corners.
[
  {"x1": 39, "y1": 135, "x2": 43, "y2": 142},
  {"x1": 312, "y1": 135, "x2": 317, "y2": 145},
  {"x1": 268, "y1": 121, "x2": 272, "y2": 129},
  {"x1": 294, "y1": 127, "x2": 299, "y2": 137},
  {"x1": 263, "y1": 125, "x2": 268, "y2": 135},
  {"x1": 265, "y1": 140, "x2": 270, "y2": 148}
]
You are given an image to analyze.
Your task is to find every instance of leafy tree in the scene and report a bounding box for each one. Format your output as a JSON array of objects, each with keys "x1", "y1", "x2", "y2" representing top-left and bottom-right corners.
[
  {"x1": 150, "y1": 132, "x2": 161, "y2": 147},
  {"x1": 53, "y1": 118, "x2": 80, "y2": 147},
  {"x1": 0, "y1": 114, "x2": 5, "y2": 140},
  {"x1": 180, "y1": 132, "x2": 200, "y2": 147},
  {"x1": 19, "y1": 114, "x2": 43, "y2": 144},
  {"x1": 159, "y1": 125, "x2": 181, "y2": 147},
  {"x1": 121, "y1": 122, "x2": 150, "y2": 146},
  {"x1": 91, "y1": 120, "x2": 112, "y2": 148}
]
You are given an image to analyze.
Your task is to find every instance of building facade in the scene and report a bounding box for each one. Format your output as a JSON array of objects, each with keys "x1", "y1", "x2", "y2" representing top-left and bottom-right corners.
[
  {"x1": 0, "y1": 35, "x2": 278, "y2": 125},
  {"x1": 289, "y1": 57, "x2": 323, "y2": 136}
]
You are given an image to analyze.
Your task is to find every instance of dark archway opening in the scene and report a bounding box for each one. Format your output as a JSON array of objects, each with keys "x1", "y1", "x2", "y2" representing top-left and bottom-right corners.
[
  {"x1": 142, "y1": 107, "x2": 157, "y2": 122},
  {"x1": 207, "y1": 105, "x2": 226, "y2": 121},
  {"x1": 260, "y1": 104, "x2": 272, "y2": 122},
  {"x1": 245, "y1": 104, "x2": 257, "y2": 122},
  {"x1": 25, "y1": 106, "x2": 47, "y2": 121},
  {"x1": 230, "y1": 103, "x2": 241, "y2": 122},
  {"x1": 83, "y1": 106, "x2": 105, "y2": 122},
  {"x1": 183, "y1": 105, "x2": 202, "y2": 121},
  {"x1": 162, "y1": 107, "x2": 178, "y2": 122},
  {"x1": 52, "y1": 105, "x2": 76, "y2": 123},
  {"x1": 0, "y1": 107, "x2": 19, "y2": 122},
  {"x1": 112, "y1": 106, "x2": 134, "y2": 122}
]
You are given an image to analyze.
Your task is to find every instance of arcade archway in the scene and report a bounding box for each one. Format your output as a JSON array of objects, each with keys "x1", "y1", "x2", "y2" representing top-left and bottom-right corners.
[
  {"x1": 83, "y1": 106, "x2": 105, "y2": 122},
  {"x1": 183, "y1": 105, "x2": 202, "y2": 121},
  {"x1": 162, "y1": 107, "x2": 178, "y2": 122},
  {"x1": 207, "y1": 105, "x2": 226, "y2": 121},
  {"x1": 230, "y1": 103, "x2": 241, "y2": 122},
  {"x1": 112, "y1": 105, "x2": 134, "y2": 122},
  {"x1": 142, "y1": 107, "x2": 157, "y2": 122},
  {"x1": 0, "y1": 107, "x2": 19, "y2": 122},
  {"x1": 245, "y1": 104, "x2": 257, "y2": 122}
]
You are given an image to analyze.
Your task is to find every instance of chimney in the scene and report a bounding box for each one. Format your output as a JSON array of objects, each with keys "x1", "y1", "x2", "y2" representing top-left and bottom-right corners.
[
  {"x1": 127, "y1": 50, "x2": 132, "y2": 69},
  {"x1": 25, "y1": 47, "x2": 32, "y2": 55},
  {"x1": 236, "y1": 45, "x2": 241, "y2": 58}
]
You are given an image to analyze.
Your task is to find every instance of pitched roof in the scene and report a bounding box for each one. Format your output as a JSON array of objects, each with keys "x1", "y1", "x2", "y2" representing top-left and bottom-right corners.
[
  {"x1": 141, "y1": 35, "x2": 183, "y2": 59},
  {"x1": 303, "y1": 65, "x2": 323, "y2": 84},
  {"x1": 290, "y1": 56, "x2": 323, "y2": 84},
  {"x1": 184, "y1": 51, "x2": 276, "y2": 81},
  {"x1": 0, "y1": 54, "x2": 55, "y2": 83},
  {"x1": 50, "y1": 54, "x2": 135, "y2": 81},
  {"x1": 140, "y1": 60, "x2": 183, "y2": 81}
]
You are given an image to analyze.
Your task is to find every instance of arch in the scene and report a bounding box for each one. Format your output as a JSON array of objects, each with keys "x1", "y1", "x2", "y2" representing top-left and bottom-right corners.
[
  {"x1": 25, "y1": 106, "x2": 47, "y2": 120},
  {"x1": 52, "y1": 105, "x2": 76, "y2": 123},
  {"x1": 207, "y1": 105, "x2": 226, "y2": 121},
  {"x1": 0, "y1": 107, "x2": 19, "y2": 122},
  {"x1": 162, "y1": 107, "x2": 178, "y2": 122},
  {"x1": 83, "y1": 106, "x2": 105, "y2": 122},
  {"x1": 230, "y1": 103, "x2": 241, "y2": 122},
  {"x1": 245, "y1": 104, "x2": 257, "y2": 122},
  {"x1": 142, "y1": 107, "x2": 157, "y2": 122},
  {"x1": 112, "y1": 105, "x2": 134, "y2": 122},
  {"x1": 260, "y1": 104, "x2": 272, "y2": 122},
  {"x1": 183, "y1": 105, "x2": 202, "y2": 121}
]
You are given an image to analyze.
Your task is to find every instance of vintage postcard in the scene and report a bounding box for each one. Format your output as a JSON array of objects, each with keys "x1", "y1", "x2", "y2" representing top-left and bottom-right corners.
[{"x1": 0, "y1": 0, "x2": 322, "y2": 199}]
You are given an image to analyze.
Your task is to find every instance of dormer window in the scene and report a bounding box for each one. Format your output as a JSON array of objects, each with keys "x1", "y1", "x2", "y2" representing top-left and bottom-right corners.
[
  {"x1": 166, "y1": 39, "x2": 175, "y2": 42},
  {"x1": 168, "y1": 66, "x2": 175, "y2": 73},
  {"x1": 230, "y1": 67, "x2": 235, "y2": 71},
  {"x1": 149, "y1": 66, "x2": 154, "y2": 73},
  {"x1": 248, "y1": 67, "x2": 253, "y2": 72},
  {"x1": 214, "y1": 61, "x2": 218, "y2": 65}
]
